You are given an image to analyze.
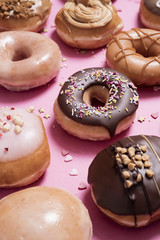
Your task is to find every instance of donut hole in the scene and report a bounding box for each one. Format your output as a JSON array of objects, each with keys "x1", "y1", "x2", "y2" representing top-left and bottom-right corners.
[
  {"x1": 134, "y1": 44, "x2": 159, "y2": 58},
  {"x1": 12, "y1": 48, "x2": 31, "y2": 62},
  {"x1": 83, "y1": 85, "x2": 109, "y2": 107}
]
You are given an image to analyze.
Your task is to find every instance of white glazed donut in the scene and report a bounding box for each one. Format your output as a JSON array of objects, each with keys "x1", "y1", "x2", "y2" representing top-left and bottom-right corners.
[
  {"x1": 0, "y1": 31, "x2": 61, "y2": 91},
  {"x1": 0, "y1": 106, "x2": 50, "y2": 187},
  {"x1": 0, "y1": 186, "x2": 92, "y2": 240},
  {"x1": 0, "y1": 0, "x2": 52, "y2": 32}
]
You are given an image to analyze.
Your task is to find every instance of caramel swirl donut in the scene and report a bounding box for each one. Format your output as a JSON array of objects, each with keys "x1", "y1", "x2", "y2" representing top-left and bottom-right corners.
[
  {"x1": 0, "y1": 186, "x2": 92, "y2": 239},
  {"x1": 106, "y1": 28, "x2": 160, "y2": 86},
  {"x1": 55, "y1": 0, "x2": 123, "y2": 49},
  {"x1": 0, "y1": 0, "x2": 52, "y2": 32},
  {"x1": 0, "y1": 31, "x2": 61, "y2": 91},
  {"x1": 0, "y1": 107, "x2": 50, "y2": 188},
  {"x1": 140, "y1": 0, "x2": 160, "y2": 30},
  {"x1": 88, "y1": 135, "x2": 160, "y2": 227},
  {"x1": 54, "y1": 68, "x2": 139, "y2": 140}
]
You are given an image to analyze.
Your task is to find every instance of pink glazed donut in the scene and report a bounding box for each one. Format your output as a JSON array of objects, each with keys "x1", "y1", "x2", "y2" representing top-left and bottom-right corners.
[{"x1": 0, "y1": 31, "x2": 61, "y2": 91}]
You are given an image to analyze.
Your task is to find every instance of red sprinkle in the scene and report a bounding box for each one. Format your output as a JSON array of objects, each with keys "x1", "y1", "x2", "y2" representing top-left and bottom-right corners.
[
  {"x1": 10, "y1": 107, "x2": 15, "y2": 110},
  {"x1": 7, "y1": 115, "x2": 11, "y2": 120},
  {"x1": 4, "y1": 147, "x2": 8, "y2": 151}
]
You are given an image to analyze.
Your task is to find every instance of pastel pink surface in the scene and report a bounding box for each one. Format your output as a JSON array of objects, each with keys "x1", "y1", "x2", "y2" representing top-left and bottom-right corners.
[{"x1": 1, "y1": 0, "x2": 160, "y2": 239}]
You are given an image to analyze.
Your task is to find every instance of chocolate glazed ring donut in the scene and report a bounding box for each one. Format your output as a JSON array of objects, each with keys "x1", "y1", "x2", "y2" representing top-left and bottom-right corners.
[
  {"x1": 54, "y1": 68, "x2": 139, "y2": 140},
  {"x1": 88, "y1": 135, "x2": 160, "y2": 227},
  {"x1": 106, "y1": 28, "x2": 160, "y2": 86}
]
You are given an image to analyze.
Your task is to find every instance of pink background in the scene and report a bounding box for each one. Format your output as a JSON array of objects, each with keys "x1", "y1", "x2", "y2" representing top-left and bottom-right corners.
[{"x1": 1, "y1": 0, "x2": 160, "y2": 239}]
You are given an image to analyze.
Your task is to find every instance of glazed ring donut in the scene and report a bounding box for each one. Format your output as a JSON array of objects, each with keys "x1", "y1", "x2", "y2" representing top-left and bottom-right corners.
[
  {"x1": 88, "y1": 135, "x2": 160, "y2": 227},
  {"x1": 0, "y1": 0, "x2": 52, "y2": 32},
  {"x1": 54, "y1": 68, "x2": 139, "y2": 140},
  {"x1": 0, "y1": 186, "x2": 92, "y2": 240},
  {"x1": 106, "y1": 28, "x2": 160, "y2": 86},
  {"x1": 55, "y1": 0, "x2": 123, "y2": 49},
  {"x1": 0, "y1": 107, "x2": 50, "y2": 188},
  {"x1": 140, "y1": 0, "x2": 160, "y2": 30},
  {"x1": 0, "y1": 31, "x2": 61, "y2": 91}
]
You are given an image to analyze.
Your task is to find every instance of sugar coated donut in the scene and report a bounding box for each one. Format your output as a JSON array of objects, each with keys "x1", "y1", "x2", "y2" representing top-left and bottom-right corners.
[
  {"x1": 0, "y1": 0, "x2": 52, "y2": 32},
  {"x1": 54, "y1": 68, "x2": 139, "y2": 140},
  {"x1": 88, "y1": 135, "x2": 160, "y2": 227},
  {"x1": 55, "y1": 0, "x2": 123, "y2": 49},
  {"x1": 140, "y1": 0, "x2": 160, "y2": 30},
  {"x1": 0, "y1": 186, "x2": 92, "y2": 240},
  {"x1": 0, "y1": 106, "x2": 50, "y2": 187},
  {"x1": 0, "y1": 31, "x2": 61, "y2": 91},
  {"x1": 106, "y1": 28, "x2": 160, "y2": 86}
]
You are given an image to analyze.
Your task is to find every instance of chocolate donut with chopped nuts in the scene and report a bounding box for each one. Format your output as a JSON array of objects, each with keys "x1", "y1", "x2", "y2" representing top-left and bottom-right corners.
[
  {"x1": 0, "y1": 0, "x2": 52, "y2": 32},
  {"x1": 54, "y1": 68, "x2": 139, "y2": 140},
  {"x1": 88, "y1": 135, "x2": 160, "y2": 227}
]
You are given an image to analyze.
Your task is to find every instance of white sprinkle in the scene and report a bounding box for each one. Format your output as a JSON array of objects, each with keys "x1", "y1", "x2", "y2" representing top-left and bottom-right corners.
[
  {"x1": 38, "y1": 107, "x2": 45, "y2": 113},
  {"x1": 69, "y1": 168, "x2": 78, "y2": 176},
  {"x1": 14, "y1": 125, "x2": 22, "y2": 134},
  {"x1": 2, "y1": 123, "x2": 10, "y2": 132},
  {"x1": 64, "y1": 154, "x2": 73, "y2": 162},
  {"x1": 43, "y1": 114, "x2": 50, "y2": 119},
  {"x1": 27, "y1": 106, "x2": 34, "y2": 113},
  {"x1": 78, "y1": 182, "x2": 87, "y2": 190}
]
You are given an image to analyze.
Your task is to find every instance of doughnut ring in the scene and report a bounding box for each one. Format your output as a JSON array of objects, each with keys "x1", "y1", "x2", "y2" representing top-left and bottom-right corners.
[
  {"x1": 106, "y1": 28, "x2": 160, "y2": 86},
  {"x1": 0, "y1": 0, "x2": 52, "y2": 32},
  {"x1": 88, "y1": 135, "x2": 160, "y2": 227},
  {"x1": 0, "y1": 31, "x2": 61, "y2": 91},
  {"x1": 54, "y1": 68, "x2": 139, "y2": 140},
  {"x1": 55, "y1": 0, "x2": 123, "y2": 49}
]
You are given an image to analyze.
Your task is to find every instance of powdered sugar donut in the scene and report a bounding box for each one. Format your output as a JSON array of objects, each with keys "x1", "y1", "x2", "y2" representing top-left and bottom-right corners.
[
  {"x1": 0, "y1": 186, "x2": 92, "y2": 240},
  {"x1": 0, "y1": 107, "x2": 50, "y2": 187},
  {"x1": 0, "y1": 31, "x2": 61, "y2": 91},
  {"x1": 0, "y1": 0, "x2": 52, "y2": 32}
]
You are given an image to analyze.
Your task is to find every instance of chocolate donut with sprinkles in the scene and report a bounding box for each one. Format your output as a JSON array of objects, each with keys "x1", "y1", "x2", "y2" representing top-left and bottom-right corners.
[
  {"x1": 54, "y1": 68, "x2": 139, "y2": 140},
  {"x1": 88, "y1": 135, "x2": 160, "y2": 227}
]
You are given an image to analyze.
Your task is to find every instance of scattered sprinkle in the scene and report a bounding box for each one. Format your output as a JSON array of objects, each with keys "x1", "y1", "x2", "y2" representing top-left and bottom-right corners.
[
  {"x1": 27, "y1": 106, "x2": 34, "y2": 113},
  {"x1": 43, "y1": 114, "x2": 50, "y2": 119},
  {"x1": 138, "y1": 116, "x2": 145, "y2": 122},
  {"x1": 80, "y1": 50, "x2": 87, "y2": 54},
  {"x1": 43, "y1": 28, "x2": 48, "y2": 33},
  {"x1": 38, "y1": 107, "x2": 45, "y2": 113},
  {"x1": 151, "y1": 112, "x2": 159, "y2": 119},
  {"x1": 69, "y1": 168, "x2": 78, "y2": 176},
  {"x1": 153, "y1": 86, "x2": 160, "y2": 91},
  {"x1": 64, "y1": 154, "x2": 73, "y2": 162},
  {"x1": 78, "y1": 182, "x2": 87, "y2": 190}
]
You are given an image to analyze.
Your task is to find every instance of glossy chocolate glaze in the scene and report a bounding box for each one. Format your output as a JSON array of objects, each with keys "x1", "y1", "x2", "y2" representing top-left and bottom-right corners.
[
  {"x1": 88, "y1": 135, "x2": 160, "y2": 224},
  {"x1": 144, "y1": 0, "x2": 160, "y2": 16},
  {"x1": 57, "y1": 68, "x2": 138, "y2": 137}
]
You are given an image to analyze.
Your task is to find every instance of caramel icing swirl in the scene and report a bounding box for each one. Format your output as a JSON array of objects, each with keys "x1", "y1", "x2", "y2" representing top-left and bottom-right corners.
[{"x1": 63, "y1": 0, "x2": 112, "y2": 28}]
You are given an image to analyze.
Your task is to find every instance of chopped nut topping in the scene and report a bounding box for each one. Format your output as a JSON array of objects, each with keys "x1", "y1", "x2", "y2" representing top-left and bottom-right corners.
[
  {"x1": 124, "y1": 180, "x2": 133, "y2": 189},
  {"x1": 145, "y1": 169, "x2": 154, "y2": 178},
  {"x1": 128, "y1": 146, "x2": 135, "y2": 157},
  {"x1": 128, "y1": 162, "x2": 136, "y2": 171},
  {"x1": 14, "y1": 125, "x2": 22, "y2": 134},
  {"x1": 2, "y1": 122, "x2": 10, "y2": 132},
  {"x1": 137, "y1": 173, "x2": 142, "y2": 183},
  {"x1": 12, "y1": 115, "x2": 24, "y2": 126},
  {"x1": 0, "y1": 0, "x2": 36, "y2": 19},
  {"x1": 136, "y1": 160, "x2": 143, "y2": 169},
  {"x1": 122, "y1": 170, "x2": 130, "y2": 179},
  {"x1": 142, "y1": 154, "x2": 149, "y2": 162},
  {"x1": 135, "y1": 154, "x2": 142, "y2": 161},
  {"x1": 121, "y1": 148, "x2": 127, "y2": 154},
  {"x1": 140, "y1": 145, "x2": 147, "y2": 152},
  {"x1": 144, "y1": 161, "x2": 152, "y2": 168},
  {"x1": 116, "y1": 147, "x2": 122, "y2": 152}
]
